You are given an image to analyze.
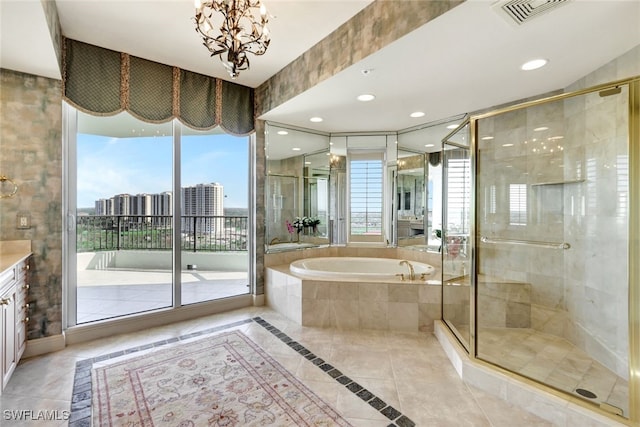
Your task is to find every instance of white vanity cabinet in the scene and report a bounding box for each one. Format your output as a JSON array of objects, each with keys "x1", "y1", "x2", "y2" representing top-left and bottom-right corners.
[{"x1": 0, "y1": 253, "x2": 31, "y2": 394}]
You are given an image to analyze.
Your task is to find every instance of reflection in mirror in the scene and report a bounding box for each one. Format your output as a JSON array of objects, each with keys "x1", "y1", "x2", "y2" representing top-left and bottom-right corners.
[
  {"x1": 303, "y1": 151, "x2": 330, "y2": 243},
  {"x1": 265, "y1": 123, "x2": 330, "y2": 252},
  {"x1": 329, "y1": 136, "x2": 347, "y2": 245},
  {"x1": 397, "y1": 151, "x2": 426, "y2": 247},
  {"x1": 396, "y1": 115, "x2": 464, "y2": 251}
]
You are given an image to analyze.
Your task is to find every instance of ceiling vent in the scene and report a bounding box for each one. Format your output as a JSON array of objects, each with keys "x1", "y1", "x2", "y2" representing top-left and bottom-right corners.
[{"x1": 493, "y1": 0, "x2": 571, "y2": 26}]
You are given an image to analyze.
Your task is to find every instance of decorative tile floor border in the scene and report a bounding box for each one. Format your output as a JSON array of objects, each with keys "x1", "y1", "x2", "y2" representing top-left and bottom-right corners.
[
  {"x1": 68, "y1": 316, "x2": 416, "y2": 427},
  {"x1": 252, "y1": 316, "x2": 416, "y2": 427}
]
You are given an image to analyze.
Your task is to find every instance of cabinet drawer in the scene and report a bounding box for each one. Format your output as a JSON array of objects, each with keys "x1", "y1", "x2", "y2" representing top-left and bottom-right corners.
[
  {"x1": 16, "y1": 299, "x2": 29, "y2": 319},
  {"x1": 15, "y1": 284, "x2": 26, "y2": 305},
  {"x1": 15, "y1": 260, "x2": 29, "y2": 281}
]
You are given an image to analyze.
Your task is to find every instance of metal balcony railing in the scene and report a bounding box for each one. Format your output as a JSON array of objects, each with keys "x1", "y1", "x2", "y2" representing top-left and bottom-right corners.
[{"x1": 76, "y1": 215, "x2": 248, "y2": 252}]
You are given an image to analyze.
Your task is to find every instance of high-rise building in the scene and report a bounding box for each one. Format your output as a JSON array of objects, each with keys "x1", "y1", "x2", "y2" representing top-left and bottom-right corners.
[
  {"x1": 94, "y1": 198, "x2": 113, "y2": 216},
  {"x1": 151, "y1": 191, "x2": 173, "y2": 216},
  {"x1": 112, "y1": 194, "x2": 131, "y2": 216},
  {"x1": 181, "y1": 183, "x2": 224, "y2": 234}
]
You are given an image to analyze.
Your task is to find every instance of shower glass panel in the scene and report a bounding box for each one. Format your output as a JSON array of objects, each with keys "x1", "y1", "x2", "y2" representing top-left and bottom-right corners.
[
  {"x1": 475, "y1": 85, "x2": 630, "y2": 417},
  {"x1": 442, "y1": 123, "x2": 472, "y2": 350}
]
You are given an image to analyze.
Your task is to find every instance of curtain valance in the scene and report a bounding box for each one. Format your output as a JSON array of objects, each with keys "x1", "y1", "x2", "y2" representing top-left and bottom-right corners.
[{"x1": 62, "y1": 38, "x2": 254, "y2": 135}]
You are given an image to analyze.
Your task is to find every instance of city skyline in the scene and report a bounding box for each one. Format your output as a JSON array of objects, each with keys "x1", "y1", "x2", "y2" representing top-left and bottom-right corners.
[{"x1": 77, "y1": 132, "x2": 249, "y2": 209}]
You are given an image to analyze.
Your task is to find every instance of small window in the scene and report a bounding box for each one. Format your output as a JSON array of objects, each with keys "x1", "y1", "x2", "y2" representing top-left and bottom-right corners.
[
  {"x1": 509, "y1": 183, "x2": 527, "y2": 225},
  {"x1": 349, "y1": 151, "x2": 384, "y2": 242}
]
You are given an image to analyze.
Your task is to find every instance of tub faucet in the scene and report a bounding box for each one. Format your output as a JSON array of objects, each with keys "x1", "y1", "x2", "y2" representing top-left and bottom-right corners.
[{"x1": 399, "y1": 260, "x2": 415, "y2": 280}]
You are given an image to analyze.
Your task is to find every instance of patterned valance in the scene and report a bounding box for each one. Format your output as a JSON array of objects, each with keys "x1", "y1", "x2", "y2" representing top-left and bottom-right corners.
[{"x1": 62, "y1": 38, "x2": 254, "y2": 135}]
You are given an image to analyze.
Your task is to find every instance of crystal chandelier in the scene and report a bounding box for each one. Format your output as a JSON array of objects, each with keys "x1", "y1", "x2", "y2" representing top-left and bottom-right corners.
[{"x1": 194, "y1": 0, "x2": 270, "y2": 79}]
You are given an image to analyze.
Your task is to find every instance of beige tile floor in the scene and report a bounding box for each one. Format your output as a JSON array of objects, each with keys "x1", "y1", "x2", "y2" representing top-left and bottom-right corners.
[
  {"x1": 0, "y1": 306, "x2": 554, "y2": 426},
  {"x1": 477, "y1": 327, "x2": 629, "y2": 418}
]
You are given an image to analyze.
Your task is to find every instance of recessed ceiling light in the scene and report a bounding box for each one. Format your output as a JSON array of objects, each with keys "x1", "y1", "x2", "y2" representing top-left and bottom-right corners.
[
  {"x1": 481, "y1": 136, "x2": 494, "y2": 140},
  {"x1": 425, "y1": 144, "x2": 435, "y2": 147},
  {"x1": 534, "y1": 127, "x2": 549, "y2": 131},
  {"x1": 277, "y1": 130, "x2": 288, "y2": 135},
  {"x1": 410, "y1": 111, "x2": 425, "y2": 118},
  {"x1": 357, "y1": 94, "x2": 375, "y2": 102},
  {"x1": 310, "y1": 117, "x2": 323, "y2": 123},
  {"x1": 446, "y1": 124, "x2": 459, "y2": 129},
  {"x1": 292, "y1": 147, "x2": 301, "y2": 151},
  {"x1": 521, "y1": 59, "x2": 548, "y2": 71}
]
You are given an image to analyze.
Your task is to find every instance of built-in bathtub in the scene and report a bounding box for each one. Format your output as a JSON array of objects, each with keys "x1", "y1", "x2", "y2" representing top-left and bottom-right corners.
[
  {"x1": 265, "y1": 256, "x2": 441, "y2": 331},
  {"x1": 290, "y1": 257, "x2": 435, "y2": 281}
]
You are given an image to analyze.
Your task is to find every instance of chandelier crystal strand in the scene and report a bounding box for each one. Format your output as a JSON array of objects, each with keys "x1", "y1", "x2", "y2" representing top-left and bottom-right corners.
[{"x1": 194, "y1": 0, "x2": 270, "y2": 78}]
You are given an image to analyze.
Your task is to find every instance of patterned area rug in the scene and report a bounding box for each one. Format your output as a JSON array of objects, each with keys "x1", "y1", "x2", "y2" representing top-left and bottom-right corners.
[{"x1": 92, "y1": 330, "x2": 352, "y2": 426}]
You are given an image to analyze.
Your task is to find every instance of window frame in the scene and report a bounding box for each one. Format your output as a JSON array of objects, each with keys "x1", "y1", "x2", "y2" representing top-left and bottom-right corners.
[{"x1": 347, "y1": 150, "x2": 386, "y2": 244}]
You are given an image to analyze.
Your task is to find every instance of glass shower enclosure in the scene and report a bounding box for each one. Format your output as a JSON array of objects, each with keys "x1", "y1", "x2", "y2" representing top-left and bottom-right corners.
[{"x1": 442, "y1": 77, "x2": 640, "y2": 423}]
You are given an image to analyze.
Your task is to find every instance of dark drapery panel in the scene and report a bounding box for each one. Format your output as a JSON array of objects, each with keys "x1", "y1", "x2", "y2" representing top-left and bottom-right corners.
[
  {"x1": 179, "y1": 69, "x2": 218, "y2": 129},
  {"x1": 62, "y1": 38, "x2": 255, "y2": 135},
  {"x1": 220, "y1": 80, "x2": 254, "y2": 136},
  {"x1": 63, "y1": 39, "x2": 121, "y2": 114},
  {"x1": 128, "y1": 56, "x2": 174, "y2": 122}
]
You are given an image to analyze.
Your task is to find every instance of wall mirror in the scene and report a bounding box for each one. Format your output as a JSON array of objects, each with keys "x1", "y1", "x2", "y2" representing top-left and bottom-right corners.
[
  {"x1": 265, "y1": 123, "x2": 330, "y2": 252},
  {"x1": 396, "y1": 115, "x2": 465, "y2": 252},
  {"x1": 396, "y1": 150, "x2": 426, "y2": 246},
  {"x1": 266, "y1": 116, "x2": 464, "y2": 252}
]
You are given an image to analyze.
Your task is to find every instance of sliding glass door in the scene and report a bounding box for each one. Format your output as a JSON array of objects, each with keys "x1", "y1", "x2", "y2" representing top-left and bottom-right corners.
[
  {"x1": 65, "y1": 106, "x2": 250, "y2": 326},
  {"x1": 180, "y1": 129, "x2": 249, "y2": 305}
]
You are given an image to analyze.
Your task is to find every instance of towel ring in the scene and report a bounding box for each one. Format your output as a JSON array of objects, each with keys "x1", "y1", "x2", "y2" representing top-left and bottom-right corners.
[{"x1": 0, "y1": 175, "x2": 18, "y2": 199}]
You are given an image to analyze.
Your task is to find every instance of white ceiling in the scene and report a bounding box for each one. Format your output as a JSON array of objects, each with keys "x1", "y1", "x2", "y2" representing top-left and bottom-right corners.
[{"x1": 1, "y1": 0, "x2": 639, "y2": 138}]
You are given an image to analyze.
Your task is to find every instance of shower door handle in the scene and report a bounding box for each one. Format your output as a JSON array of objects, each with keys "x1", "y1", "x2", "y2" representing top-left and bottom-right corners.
[{"x1": 480, "y1": 236, "x2": 570, "y2": 250}]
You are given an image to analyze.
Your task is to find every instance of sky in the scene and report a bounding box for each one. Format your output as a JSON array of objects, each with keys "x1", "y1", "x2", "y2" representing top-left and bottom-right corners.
[{"x1": 77, "y1": 132, "x2": 249, "y2": 209}]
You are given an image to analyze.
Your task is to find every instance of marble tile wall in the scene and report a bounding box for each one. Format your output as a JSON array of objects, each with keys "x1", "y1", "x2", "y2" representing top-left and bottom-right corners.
[
  {"x1": 0, "y1": 69, "x2": 63, "y2": 339},
  {"x1": 475, "y1": 45, "x2": 639, "y2": 379},
  {"x1": 477, "y1": 279, "x2": 531, "y2": 329}
]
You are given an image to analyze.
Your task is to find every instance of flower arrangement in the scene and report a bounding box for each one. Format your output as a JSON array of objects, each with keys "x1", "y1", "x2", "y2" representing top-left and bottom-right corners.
[
  {"x1": 292, "y1": 217, "x2": 305, "y2": 233},
  {"x1": 286, "y1": 220, "x2": 295, "y2": 235},
  {"x1": 291, "y1": 216, "x2": 321, "y2": 233}
]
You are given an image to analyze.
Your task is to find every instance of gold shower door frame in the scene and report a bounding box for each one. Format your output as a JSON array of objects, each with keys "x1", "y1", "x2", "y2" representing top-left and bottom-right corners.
[{"x1": 442, "y1": 76, "x2": 640, "y2": 426}]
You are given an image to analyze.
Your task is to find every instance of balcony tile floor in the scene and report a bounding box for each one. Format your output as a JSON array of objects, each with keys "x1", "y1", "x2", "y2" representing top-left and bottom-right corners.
[{"x1": 76, "y1": 269, "x2": 249, "y2": 323}]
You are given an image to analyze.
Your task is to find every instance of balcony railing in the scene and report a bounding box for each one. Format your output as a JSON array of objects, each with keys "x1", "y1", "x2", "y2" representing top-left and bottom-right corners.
[{"x1": 76, "y1": 215, "x2": 248, "y2": 252}]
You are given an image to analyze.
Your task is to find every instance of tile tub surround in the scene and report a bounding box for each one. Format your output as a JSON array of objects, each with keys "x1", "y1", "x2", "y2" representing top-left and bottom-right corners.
[
  {"x1": 265, "y1": 265, "x2": 441, "y2": 332},
  {"x1": 265, "y1": 247, "x2": 442, "y2": 331}
]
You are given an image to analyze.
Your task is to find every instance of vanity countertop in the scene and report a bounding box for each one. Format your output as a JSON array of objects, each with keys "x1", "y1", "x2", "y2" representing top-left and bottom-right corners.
[{"x1": 0, "y1": 240, "x2": 32, "y2": 273}]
